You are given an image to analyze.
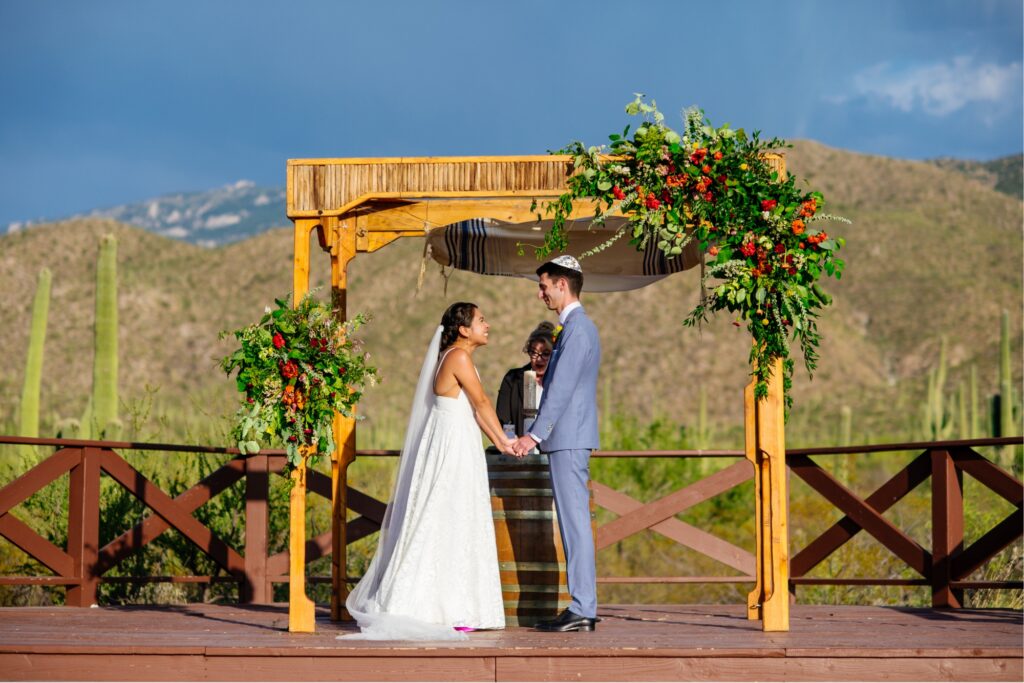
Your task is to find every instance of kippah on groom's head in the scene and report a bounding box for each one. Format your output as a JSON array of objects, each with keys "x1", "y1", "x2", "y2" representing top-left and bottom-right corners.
[{"x1": 536, "y1": 255, "x2": 584, "y2": 296}]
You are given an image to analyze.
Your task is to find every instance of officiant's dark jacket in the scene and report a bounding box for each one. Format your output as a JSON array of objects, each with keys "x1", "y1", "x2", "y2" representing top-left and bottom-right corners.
[{"x1": 496, "y1": 363, "x2": 531, "y2": 437}]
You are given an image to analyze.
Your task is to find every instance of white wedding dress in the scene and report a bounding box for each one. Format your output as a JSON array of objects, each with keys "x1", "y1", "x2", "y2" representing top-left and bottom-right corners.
[{"x1": 340, "y1": 327, "x2": 505, "y2": 640}]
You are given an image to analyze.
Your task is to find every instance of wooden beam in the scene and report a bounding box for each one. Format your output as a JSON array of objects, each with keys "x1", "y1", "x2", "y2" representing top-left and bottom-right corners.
[
  {"x1": 591, "y1": 481, "x2": 755, "y2": 574},
  {"x1": 330, "y1": 219, "x2": 358, "y2": 622},
  {"x1": 288, "y1": 218, "x2": 317, "y2": 634}
]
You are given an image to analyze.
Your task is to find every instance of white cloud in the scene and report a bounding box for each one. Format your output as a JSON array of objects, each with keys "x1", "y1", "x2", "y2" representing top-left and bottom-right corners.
[{"x1": 835, "y1": 56, "x2": 1022, "y2": 116}]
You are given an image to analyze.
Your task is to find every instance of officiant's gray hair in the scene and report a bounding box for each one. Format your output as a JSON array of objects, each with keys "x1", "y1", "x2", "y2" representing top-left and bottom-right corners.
[{"x1": 522, "y1": 321, "x2": 556, "y2": 354}]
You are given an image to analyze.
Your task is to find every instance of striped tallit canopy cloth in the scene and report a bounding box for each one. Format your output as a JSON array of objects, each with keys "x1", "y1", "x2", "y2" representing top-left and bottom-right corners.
[{"x1": 427, "y1": 217, "x2": 700, "y2": 292}]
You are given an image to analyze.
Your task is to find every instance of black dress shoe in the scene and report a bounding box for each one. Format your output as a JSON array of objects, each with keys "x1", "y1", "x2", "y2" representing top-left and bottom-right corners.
[{"x1": 534, "y1": 609, "x2": 597, "y2": 632}]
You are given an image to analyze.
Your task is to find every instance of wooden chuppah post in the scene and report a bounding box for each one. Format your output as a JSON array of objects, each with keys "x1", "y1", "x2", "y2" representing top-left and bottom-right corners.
[
  {"x1": 328, "y1": 216, "x2": 358, "y2": 622},
  {"x1": 287, "y1": 218, "x2": 317, "y2": 633},
  {"x1": 744, "y1": 154, "x2": 791, "y2": 633}
]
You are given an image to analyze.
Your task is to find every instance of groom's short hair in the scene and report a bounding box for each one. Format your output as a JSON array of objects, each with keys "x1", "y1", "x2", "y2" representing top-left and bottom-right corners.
[{"x1": 536, "y1": 262, "x2": 583, "y2": 296}]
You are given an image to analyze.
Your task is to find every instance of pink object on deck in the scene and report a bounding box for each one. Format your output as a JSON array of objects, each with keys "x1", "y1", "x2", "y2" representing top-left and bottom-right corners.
[{"x1": 453, "y1": 626, "x2": 476, "y2": 632}]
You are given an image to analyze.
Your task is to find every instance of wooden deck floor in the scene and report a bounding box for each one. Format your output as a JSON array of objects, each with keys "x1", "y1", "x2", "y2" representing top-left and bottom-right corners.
[{"x1": 0, "y1": 603, "x2": 1020, "y2": 681}]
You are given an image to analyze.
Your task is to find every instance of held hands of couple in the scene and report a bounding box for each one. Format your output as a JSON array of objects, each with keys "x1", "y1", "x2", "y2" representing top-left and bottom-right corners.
[{"x1": 511, "y1": 434, "x2": 537, "y2": 458}]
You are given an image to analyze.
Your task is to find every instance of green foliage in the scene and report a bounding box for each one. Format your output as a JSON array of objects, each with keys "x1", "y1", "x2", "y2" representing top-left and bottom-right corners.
[
  {"x1": 220, "y1": 292, "x2": 377, "y2": 469},
  {"x1": 18, "y1": 268, "x2": 50, "y2": 459},
  {"x1": 91, "y1": 234, "x2": 119, "y2": 439},
  {"x1": 536, "y1": 95, "x2": 848, "y2": 408}
]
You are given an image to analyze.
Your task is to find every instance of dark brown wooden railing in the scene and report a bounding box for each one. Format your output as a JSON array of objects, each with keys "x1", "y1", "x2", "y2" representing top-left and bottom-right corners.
[{"x1": 0, "y1": 435, "x2": 1020, "y2": 607}]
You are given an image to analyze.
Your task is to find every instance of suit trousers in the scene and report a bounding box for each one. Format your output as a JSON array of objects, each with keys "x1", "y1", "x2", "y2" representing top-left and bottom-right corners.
[{"x1": 547, "y1": 448, "x2": 597, "y2": 618}]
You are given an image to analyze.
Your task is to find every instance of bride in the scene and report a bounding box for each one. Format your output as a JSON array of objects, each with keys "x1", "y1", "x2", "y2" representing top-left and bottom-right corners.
[{"x1": 341, "y1": 302, "x2": 514, "y2": 640}]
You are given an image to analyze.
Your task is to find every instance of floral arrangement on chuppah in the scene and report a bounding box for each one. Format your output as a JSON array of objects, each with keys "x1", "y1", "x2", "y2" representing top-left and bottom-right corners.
[
  {"x1": 534, "y1": 94, "x2": 849, "y2": 406},
  {"x1": 220, "y1": 293, "x2": 376, "y2": 469}
]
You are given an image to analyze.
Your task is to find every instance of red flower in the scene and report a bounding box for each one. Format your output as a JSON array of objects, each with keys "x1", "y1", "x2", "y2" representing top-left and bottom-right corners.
[
  {"x1": 703, "y1": 191, "x2": 714, "y2": 202},
  {"x1": 280, "y1": 360, "x2": 299, "y2": 379},
  {"x1": 690, "y1": 148, "x2": 708, "y2": 164},
  {"x1": 612, "y1": 185, "x2": 625, "y2": 200},
  {"x1": 740, "y1": 242, "x2": 756, "y2": 257},
  {"x1": 760, "y1": 199, "x2": 778, "y2": 211},
  {"x1": 645, "y1": 193, "x2": 660, "y2": 209},
  {"x1": 799, "y1": 198, "x2": 818, "y2": 217},
  {"x1": 788, "y1": 267, "x2": 798, "y2": 275},
  {"x1": 717, "y1": 174, "x2": 727, "y2": 184},
  {"x1": 774, "y1": 243, "x2": 785, "y2": 254},
  {"x1": 272, "y1": 333, "x2": 285, "y2": 349},
  {"x1": 713, "y1": 151, "x2": 723, "y2": 160},
  {"x1": 799, "y1": 241, "x2": 806, "y2": 249},
  {"x1": 701, "y1": 164, "x2": 712, "y2": 175},
  {"x1": 708, "y1": 245, "x2": 719, "y2": 256}
]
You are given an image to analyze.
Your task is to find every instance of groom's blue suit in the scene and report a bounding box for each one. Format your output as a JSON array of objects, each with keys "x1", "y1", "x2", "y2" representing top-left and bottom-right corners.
[{"x1": 530, "y1": 305, "x2": 601, "y2": 619}]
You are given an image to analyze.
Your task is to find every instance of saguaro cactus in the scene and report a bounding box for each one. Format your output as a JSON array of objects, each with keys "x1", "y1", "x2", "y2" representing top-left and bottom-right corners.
[
  {"x1": 921, "y1": 336, "x2": 954, "y2": 441},
  {"x1": 18, "y1": 268, "x2": 51, "y2": 457},
  {"x1": 91, "y1": 234, "x2": 119, "y2": 439}
]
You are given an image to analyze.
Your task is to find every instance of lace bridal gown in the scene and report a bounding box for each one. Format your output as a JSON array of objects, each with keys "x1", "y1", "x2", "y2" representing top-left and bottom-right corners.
[{"x1": 340, "y1": 327, "x2": 505, "y2": 641}]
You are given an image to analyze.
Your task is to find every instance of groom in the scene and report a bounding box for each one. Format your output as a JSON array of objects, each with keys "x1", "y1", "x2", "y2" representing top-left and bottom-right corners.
[{"x1": 513, "y1": 255, "x2": 601, "y2": 632}]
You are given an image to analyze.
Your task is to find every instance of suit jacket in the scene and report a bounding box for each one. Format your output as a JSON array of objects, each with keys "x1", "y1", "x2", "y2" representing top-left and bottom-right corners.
[
  {"x1": 531, "y1": 306, "x2": 601, "y2": 452},
  {"x1": 496, "y1": 363, "x2": 531, "y2": 436}
]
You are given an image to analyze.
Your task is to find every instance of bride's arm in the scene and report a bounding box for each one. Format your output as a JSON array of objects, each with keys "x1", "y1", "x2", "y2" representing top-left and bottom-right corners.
[{"x1": 448, "y1": 351, "x2": 515, "y2": 453}]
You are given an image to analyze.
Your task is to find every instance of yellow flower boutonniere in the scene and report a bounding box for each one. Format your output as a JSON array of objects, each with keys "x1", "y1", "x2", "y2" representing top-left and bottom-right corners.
[{"x1": 552, "y1": 324, "x2": 563, "y2": 342}]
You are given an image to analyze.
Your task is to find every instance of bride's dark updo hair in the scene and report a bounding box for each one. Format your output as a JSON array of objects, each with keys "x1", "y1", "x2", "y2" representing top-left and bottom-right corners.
[{"x1": 440, "y1": 302, "x2": 478, "y2": 350}]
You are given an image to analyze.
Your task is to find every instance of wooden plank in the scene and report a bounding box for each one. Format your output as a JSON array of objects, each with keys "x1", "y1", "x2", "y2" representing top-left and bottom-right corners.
[
  {"x1": 347, "y1": 487, "x2": 387, "y2": 523},
  {"x1": 0, "y1": 513, "x2": 74, "y2": 576},
  {"x1": 596, "y1": 461, "x2": 753, "y2": 548},
  {"x1": 758, "y1": 357, "x2": 789, "y2": 633},
  {"x1": 591, "y1": 481, "x2": 755, "y2": 574},
  {"x1": 96, "y1": 455, "x2": 246, "y2": 574},
  {"x1": 789, "y1": 454, "x2": 932, "y2": 576},
  {"x1": 952, "y1": 447, "x2": 1024, "y2": 505},
  {"x1": 0, "y1": 447, "x2": 80, "y2": 516},
  {"x1": 931, "y1": 449, "x2": 964, "y2": 607},
  {"x1": 791, "y1": 452, "x2": 931, "y2": 577},
  {"x1": 953, "y1": 511, "x2": 1024, "y2": 580},
  {"x1": 66, "y1": 447, "x2": 101, "y2": 607},
  {"x1": 330, "y1": 224, "x2": 358, "y2": 622},
  {"x1": 494, "y1": 656, "x2": 1022, "y2": 682},
  {"x1": 287, "y1": 461, "x2": 315, "y2": 633},
  {"x1": 744, "y1": 380, "x2": 762, "y2": 622},
  {"x1": 243, "y1": 453, "x2": 270, "y2": 604},
  {"x1": 98, "y1": 451, "x2": 245, "y2": 575}
]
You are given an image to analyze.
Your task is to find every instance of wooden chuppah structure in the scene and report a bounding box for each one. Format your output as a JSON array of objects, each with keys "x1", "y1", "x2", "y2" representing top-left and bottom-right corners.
[{"x1": 284, "y1": 154, "x2": 790, "y2": 634}]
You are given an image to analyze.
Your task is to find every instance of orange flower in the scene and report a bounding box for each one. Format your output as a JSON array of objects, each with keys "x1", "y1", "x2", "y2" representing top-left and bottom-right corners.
[
  {"x1": 792, "y1": 219, "x2": 806, "y2": 235},
  {"x1": 799, "y1": 199, "x2": 818, "y2": 217}
]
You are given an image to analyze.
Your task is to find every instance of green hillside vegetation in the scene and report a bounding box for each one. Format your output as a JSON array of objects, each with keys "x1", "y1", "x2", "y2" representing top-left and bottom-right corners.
[
  {"x1": 1, "y1": 141, "x2": 1021, "y2": 607},
  {"x1": 930, "y1": 154, "x2": 1023, "y2": 200}
]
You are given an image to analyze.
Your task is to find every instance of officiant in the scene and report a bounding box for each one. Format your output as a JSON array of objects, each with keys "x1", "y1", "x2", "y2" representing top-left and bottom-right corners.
[{"x1": 496, "y1": 321, "x2": 556, "y2": 439}]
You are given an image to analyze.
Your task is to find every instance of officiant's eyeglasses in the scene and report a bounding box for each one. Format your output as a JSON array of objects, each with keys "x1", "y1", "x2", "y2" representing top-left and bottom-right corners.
[{"x1": 528, "y1": 350, "x2": 552, "y2": 359}]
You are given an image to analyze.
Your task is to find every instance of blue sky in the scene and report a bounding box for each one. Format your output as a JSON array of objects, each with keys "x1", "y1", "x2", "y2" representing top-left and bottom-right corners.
[{"x1": 1, "y1": 0, "x2": 1021, "y2": 227}]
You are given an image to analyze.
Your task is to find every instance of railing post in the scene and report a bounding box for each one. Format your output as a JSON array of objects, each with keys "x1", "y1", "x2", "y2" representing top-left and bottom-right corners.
[
  {"x1": 242, "y1": 453, "x2": 270, "y2": 604},
  {"x1": 931, "y1": 448, "x2": 964, "y2": 608},
  {"x1": 66, "y1": 447, "x2": 101, "y2": 607}
]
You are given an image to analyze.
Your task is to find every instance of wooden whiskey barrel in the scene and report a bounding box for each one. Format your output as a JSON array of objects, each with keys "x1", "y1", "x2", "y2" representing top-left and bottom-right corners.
[{"x1": 487, "y1": 450, "x2": 594, "y2": 627}]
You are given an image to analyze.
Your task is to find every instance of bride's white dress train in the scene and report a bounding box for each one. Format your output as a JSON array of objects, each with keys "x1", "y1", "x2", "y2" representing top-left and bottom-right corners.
[{"x1": 341, "y1": 329, "x2": 505, "y2": 640}]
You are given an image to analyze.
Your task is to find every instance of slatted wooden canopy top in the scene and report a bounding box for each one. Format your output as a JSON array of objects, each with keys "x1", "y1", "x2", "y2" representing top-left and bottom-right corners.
[{"x1": 282, "y1": 154, "x2": 790, "y2": 635}]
